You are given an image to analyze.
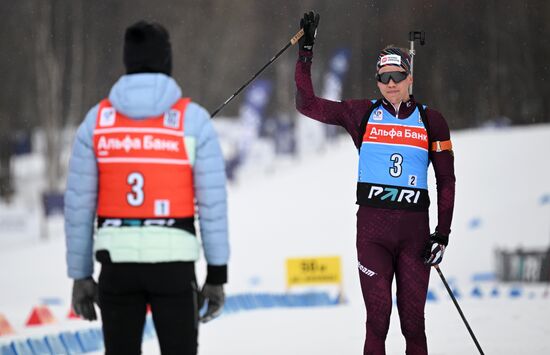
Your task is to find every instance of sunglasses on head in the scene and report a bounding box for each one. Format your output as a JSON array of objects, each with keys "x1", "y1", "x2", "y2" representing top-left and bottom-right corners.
[{"x1": 376, "y1": 71, "x2": 408, "y2": 84}]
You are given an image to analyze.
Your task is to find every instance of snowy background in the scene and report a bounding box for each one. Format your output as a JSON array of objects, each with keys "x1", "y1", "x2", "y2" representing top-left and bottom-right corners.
[{"x1": 1, "y1": 123, "x2": 550, "y2": 354}]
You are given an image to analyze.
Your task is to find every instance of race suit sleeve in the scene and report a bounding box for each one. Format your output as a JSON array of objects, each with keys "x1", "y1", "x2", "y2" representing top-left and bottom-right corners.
[
  {"x1": 295, "y1": 50, "x2": 372, "y2": 146},
  {"x1": 427, "y1": 108, "x2": 456, "y2": 237}
]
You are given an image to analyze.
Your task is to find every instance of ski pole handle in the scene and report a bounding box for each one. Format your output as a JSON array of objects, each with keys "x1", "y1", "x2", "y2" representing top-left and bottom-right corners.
[{"x1": 290, "y1": 28, "x2": 305, "y2": 45}]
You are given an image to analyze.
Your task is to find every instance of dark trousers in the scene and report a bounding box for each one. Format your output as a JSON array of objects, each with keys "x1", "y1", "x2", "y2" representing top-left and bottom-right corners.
[
  {"x1": 98, "y1": 261, "x2": 199, "y2": 355},
  {"x1": 356, "y1": 206, "x2": 431, "y2": 355}
]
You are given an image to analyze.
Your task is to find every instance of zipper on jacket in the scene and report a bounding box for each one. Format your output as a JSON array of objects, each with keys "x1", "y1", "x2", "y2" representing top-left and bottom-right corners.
[{"x1": 393, "y1": 101, "x2": 402, "y2": 118}]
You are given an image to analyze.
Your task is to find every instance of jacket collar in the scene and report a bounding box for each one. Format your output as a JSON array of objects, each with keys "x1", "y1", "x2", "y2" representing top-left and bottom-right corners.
[{"x1": 380, "y1": 95, "x2": 417, "y2": 119}]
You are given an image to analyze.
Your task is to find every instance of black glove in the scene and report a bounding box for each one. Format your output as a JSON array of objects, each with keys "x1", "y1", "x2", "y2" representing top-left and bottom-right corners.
[
  {"x1": 424, "y1": 230, "x2": 449, "y2": 266},
  {"x1": 71, "y1": 277, "x2": 99, "y2": 321},
  {"x1": 198, "y1": 283, "x2": 224, "y2": 323},
  {"x1": 299, "y1": 11, "x2": 320, "y2": 51}
]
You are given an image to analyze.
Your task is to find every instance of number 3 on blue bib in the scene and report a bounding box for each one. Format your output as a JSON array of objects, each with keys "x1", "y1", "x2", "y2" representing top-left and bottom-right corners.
[{"x1": 389, "y1": 153, "x2": 403, "y2": 177}]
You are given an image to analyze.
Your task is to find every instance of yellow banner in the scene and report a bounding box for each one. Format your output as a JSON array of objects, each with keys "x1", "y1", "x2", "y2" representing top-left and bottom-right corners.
[{"x1": 286, "y1": 256, "x2": 342, "y2": 287}]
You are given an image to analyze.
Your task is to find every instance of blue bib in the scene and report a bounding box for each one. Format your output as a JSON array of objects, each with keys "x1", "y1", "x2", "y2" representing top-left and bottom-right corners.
[{"x1": 356, "y1": 103, "x2": 430, "y2": 210}]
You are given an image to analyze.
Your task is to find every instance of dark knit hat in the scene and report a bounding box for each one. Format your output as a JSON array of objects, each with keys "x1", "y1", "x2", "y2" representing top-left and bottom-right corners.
[
  {"x1": 376, "y1": 47, "x2": 411, "y2": 74},
  {"x1": 123, "y1": 21, "x2": 172, "y2": 75}
]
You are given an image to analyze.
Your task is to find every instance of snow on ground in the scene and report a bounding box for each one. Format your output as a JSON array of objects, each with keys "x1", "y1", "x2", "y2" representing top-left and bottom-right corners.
[{"x1": 1, "y1": 124, "x2": 550, "y2": 354}]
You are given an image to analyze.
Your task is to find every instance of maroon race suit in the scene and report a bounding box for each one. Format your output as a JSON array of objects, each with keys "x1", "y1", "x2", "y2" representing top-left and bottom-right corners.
[{"x1": 295, "y1": 49, "x2": 456, "y2": 355}]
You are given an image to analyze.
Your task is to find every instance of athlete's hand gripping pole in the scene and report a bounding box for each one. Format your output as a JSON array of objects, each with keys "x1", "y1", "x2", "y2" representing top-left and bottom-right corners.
[{"x1": 210, "y1": 28, "x2": 304, "y2": 118}]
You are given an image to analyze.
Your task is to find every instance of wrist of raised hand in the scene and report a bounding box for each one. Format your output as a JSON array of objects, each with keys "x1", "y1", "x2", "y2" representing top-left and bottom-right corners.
[
  {"x1": 298, "y1": 49, "x2": 313, "y2": 63},
  {"x1": 300, "y1": 42, "x2": 314, "y2": 51}
]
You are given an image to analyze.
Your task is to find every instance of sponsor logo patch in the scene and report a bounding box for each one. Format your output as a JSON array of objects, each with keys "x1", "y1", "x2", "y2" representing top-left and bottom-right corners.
[
  {"x1": 99, "y1": 107, "x2": 116, "y2": 127},
  {"x1": 358, "y1": 261, "x2": 377, "y2": 277},
  {"x1": 373, "y1": 109, "x2": 384, "y2": 121},
  {"x1": 380, "y1": 54, "x2": 401, "y2": 66},
  {"x1": 164, "y1": 110, "x2": 181, "y2": 129},
  {"x1": 363, "y1": 123, "x2": 429, "y2": 150},
  {"x1": 96, "y1": 135, "x2": 180, "y2": 154},
  {"x1": 368, "y1": 185, "x2": 421, "y2": 204}
]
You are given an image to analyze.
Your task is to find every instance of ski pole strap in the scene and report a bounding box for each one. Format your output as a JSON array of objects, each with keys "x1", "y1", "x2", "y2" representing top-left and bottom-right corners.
[
  {"x1": 291, "y1": 28, "x2": 305, "y2": 45},
  {"x1": 431, "y1": 140, "x2": 452, "y2": 152}
]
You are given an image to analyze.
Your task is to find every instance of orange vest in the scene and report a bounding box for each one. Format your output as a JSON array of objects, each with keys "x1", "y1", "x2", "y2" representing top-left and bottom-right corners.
[{"x1": 93, "y1": 98, "x2": 195, "y2": 218}]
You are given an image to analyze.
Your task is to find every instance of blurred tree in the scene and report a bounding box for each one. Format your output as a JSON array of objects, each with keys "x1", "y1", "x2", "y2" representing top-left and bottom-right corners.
[
  {"x1": 0, "y1": 2, "x2": 33, "y2": 201},
  {"x1": 32, "y1": 0, "x2": 64, "y2": 193},
  {"x1": 64, "y1": 1, "x2": 85, "y2": 127},
  {"x1": 0, "y1": 1, "x2": 15, "y2": 201}
]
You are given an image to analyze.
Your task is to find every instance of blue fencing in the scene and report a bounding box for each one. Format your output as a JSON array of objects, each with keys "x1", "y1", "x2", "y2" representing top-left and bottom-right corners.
[
  {"x1": 26, "y1": 339, "x2": 50, "y2": 355},
  {"x1": 0, "y1": 291, "x2": 340, "y2": 355},
  {"x1": 74, "y1": 330, "x2": 101, "y2": 353},
  {"x1": 425, "y1": 283, "x2": 544, "y2": 303},
  {"x1": 221, "y1": 291, "x2": 337, "y2": 315},
  {"x1": 59, "y1": 332, "x2": 83, "y2": 354},
  {"x1": 43, "y1": 335, "x2": 65, "y2": 355},
  {"x1": 2, "y1": 329, "x2": 99, "y2": 355},
  {"x1": 0, "y1": 344, "x2": 17, "y2": 355},
  {"x1": 3, "y1": 286, "x2": 539, "y2": 354}
]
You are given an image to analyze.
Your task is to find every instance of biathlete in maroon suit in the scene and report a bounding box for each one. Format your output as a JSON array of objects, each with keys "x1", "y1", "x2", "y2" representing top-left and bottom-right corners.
[{"x1": 295, "y1": 12, "x2": 455, "y2": 355}]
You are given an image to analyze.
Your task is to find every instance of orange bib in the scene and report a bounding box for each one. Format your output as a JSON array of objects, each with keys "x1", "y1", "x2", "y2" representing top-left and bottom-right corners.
[{"x1": 93, "y1": 98, "x2": 195, "y2": 218}]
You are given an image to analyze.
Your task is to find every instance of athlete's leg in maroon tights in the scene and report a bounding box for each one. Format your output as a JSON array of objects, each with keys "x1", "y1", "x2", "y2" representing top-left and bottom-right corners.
[{"x1": 356, "y1": 207, "x2": 430, "y2": 355}]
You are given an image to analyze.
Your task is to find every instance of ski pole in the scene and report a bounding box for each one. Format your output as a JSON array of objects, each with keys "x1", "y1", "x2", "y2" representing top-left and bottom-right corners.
[
  {"x1": 210, "y1": 28, "x2": 304, "y2": 118},
  {"x1": 434, "y1": 265, "x2": 485, "y2": 355},
  {"x1": 408, "y1": 31, "x2": 425, "y2": 95}
]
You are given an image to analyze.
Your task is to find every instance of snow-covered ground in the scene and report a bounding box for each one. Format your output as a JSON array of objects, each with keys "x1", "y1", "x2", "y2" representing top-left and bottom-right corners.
[{"x1": 1, "y1": 124, "x2": 550, "y2": 354}]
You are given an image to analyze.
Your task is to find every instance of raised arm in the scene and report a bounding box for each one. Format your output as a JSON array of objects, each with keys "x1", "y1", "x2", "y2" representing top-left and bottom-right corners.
[
  {"x1": 294, "y1": 12, "x2": 371, "y2": 144},
  {"x1": 295, "y1": 50, "x2": 344, "y2": 123}
]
